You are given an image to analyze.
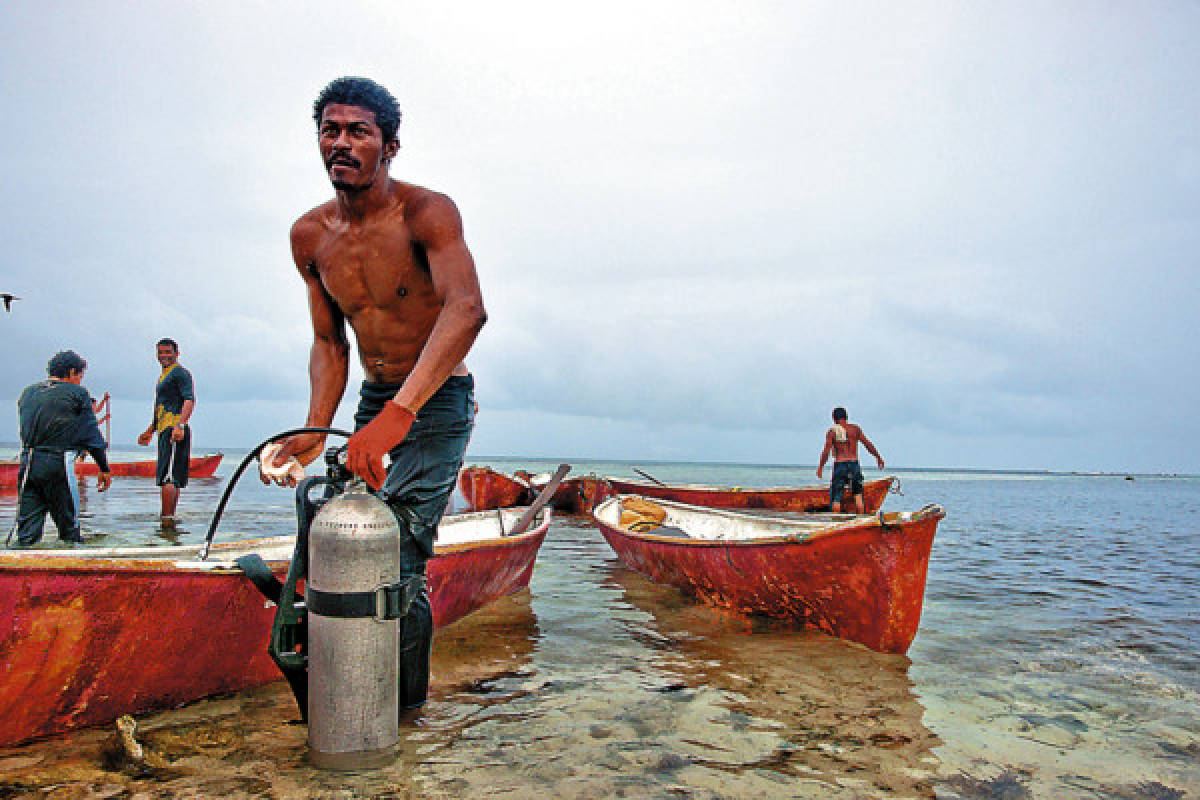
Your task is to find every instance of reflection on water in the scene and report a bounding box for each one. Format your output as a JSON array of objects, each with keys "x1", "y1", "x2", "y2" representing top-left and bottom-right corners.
[{"x1": 603, "y1": 564, "x2": 942, "y2": 798}]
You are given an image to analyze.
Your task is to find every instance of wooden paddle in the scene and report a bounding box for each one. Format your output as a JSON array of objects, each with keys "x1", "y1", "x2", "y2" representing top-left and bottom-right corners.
[
  {"x1": 507, "y1": 463, "x2": 570, "y2": 535},
  {"x1": 633, "y1": 467, "x2": 667, "y2": 486}
]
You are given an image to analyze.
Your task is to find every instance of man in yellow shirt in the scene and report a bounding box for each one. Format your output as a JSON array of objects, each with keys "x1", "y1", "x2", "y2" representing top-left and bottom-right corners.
[{"x1": 137, "y1": 339, "x2": 195, "y2": 528}]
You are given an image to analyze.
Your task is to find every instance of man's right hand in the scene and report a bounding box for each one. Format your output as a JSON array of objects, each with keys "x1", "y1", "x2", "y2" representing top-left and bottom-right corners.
[
  {"x1": 259, "y1": 432, "x2": 326, "y2": 486},
  {"x1": 137, "y1": 430, "x2": 152, "y2": 446}
]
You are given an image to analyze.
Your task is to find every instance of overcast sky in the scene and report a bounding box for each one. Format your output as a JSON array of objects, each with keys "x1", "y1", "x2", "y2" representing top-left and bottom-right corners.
[{"x1": 1, "y1": 2, "x2": 1197, "y2": 473}]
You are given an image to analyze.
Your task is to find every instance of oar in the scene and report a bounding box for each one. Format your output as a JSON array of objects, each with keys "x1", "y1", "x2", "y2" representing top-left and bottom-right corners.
[
  {"x1": 508, "y1": 463, "x2": 570, "y2": 535},
  {"x1": 633, "y1": 467, "x2": 666, "y2": 486}
]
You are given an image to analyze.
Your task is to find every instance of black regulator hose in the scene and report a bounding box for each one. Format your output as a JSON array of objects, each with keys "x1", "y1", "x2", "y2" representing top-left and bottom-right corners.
[{"x1": 200, "y1": 427, "x2": 352, "y2": 560}]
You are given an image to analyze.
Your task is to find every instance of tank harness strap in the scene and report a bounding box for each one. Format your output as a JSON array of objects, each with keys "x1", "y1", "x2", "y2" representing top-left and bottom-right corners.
[
  {"x1": 234, "y1": 554, "x2": 284, "y2": 605},
  {"x1": 306, "y1": 575, "x2": 426, "y2": 621}
]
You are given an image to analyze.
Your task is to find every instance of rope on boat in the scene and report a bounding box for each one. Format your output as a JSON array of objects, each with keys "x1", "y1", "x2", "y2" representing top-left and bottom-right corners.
[{"x1": 199, "y1": 426, "x2": 352, "y2": 561}]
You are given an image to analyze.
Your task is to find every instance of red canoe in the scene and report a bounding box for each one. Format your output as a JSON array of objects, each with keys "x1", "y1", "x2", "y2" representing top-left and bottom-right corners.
[
  {"x1": 75, "y1": 452, "x2": 224, "y2": 478},
  {"x1": 604, "y1": 475, "x2": 896, "y2": 513},
  {"x1": 0, "y1": 506, "x2": 550, "y2": 747},
  {"x1": 0, "y1": 454, "x2": 224, "y2": 488},
  {"x1": 515, "y1": 471, "x2": 614, "y2": 514},
  {"x1": 593, "y1": 495, "x2": 943, "y2": 654},
  {"x1": 458, "y1": 466, "x2": 531, "y2": 511}
]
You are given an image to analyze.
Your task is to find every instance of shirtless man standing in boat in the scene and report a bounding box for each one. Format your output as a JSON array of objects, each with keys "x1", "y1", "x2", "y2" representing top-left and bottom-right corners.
[
  {"x1": 816, "y1": 407, "x2": 885, "y2": 513},
  {"x1": 263, "y1": 76, "x2": 486, "y2": 714}
]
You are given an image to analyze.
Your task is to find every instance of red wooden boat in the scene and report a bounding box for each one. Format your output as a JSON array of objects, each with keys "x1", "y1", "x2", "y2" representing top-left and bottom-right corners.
[
  {"x1": 0, "y1": 454, "x2": 224, "y2": 487},
  {"x1": 0, "y1": 461, "x2": 17, "y2": 491},
  {"x1": 458, "y1": 466, "x2": 531, "y2": 511},
  {"x1": 0, "y1": 506, "x2": 550, "y2": 747},
  {"x1": 75, "y1": 452, "x2": 224, "y2": 478},
  {"x1": 514, "y1": 471, "x2": 613, "y2": 514},
  {"x1": 593, "y1": 495, "x2": 943, "y2": 654},
  {"x1": 604, "y1": 475, "x2": 896, "y2": 513}
]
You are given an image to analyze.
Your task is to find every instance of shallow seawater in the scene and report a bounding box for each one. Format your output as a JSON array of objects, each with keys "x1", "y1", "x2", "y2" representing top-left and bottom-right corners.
[{"x1": 1, "y1": 454, "x2": 1197, "y2": 798}]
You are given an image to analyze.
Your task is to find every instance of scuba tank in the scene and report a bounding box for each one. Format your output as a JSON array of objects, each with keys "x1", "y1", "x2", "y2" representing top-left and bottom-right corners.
[
  {"x1": 229, "y1": 442, "x2": 422, "y2": 770},
  {"x1": 306, "y1": 483, "x2": 404, "y2": 768}
]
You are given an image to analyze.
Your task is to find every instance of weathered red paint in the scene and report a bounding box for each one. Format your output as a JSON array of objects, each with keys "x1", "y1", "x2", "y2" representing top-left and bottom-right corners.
[
  {"x1": 594, "y1": 506, "x2": 943, "y2": 654},
  {"x1": 428, "y1": 527, "x2": 547, "y2": 628},
  {"x1": 458, "y1": 466, "x2": 530, "y2": 511},
  {"x1": 0, "y1": 462, "x2": 16, "y2": 492},
  {"x1": 75, "y1": 453, "x2": 224, "y2": 479},
  {"x1": 0, "y1": 454, "x2": 224, "y2": 487},
  {"x1": 512, "y1": 474, "x2": 615, "y2": 514},
  {"x1": 574, "y1": 477, "x2": 616, "y2": 513},
  {"x1": 604, "y1": 476, "x2": 895, "y2": 512},
  {"x1": 0, "y1": 524, "x2": 548, "y2": 747}
]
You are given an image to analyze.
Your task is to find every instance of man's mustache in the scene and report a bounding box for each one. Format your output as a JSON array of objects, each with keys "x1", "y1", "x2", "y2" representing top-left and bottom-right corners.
[{"x1": 326, "y1": 153, "x2": 361, "y2": 169}]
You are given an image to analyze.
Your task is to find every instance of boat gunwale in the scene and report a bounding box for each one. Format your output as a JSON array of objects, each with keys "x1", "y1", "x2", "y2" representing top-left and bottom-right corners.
[
  {"x1": 593, "y1": 494, "x2": 944, "y2": 546},
  {"x1": 606, "y1": 476, "x2": 896, "y2": 494},
  {"x1": 0, "y1": 509, "x2": 553, "y2": 569}
]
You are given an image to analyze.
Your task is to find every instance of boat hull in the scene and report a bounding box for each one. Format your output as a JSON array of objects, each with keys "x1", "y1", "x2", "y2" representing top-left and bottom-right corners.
[
  {"x1": 605, "y1": 476, "x2": 894, "y2": 512},
  {"x1": 594, "y1": 498, "x2": 941, "y2": 654},
  {"x1": 518, "y1": 474, "x2": 614, "y2": 514},
  {"x1": 0, "y1": 516, "x2": 548, "y2": 747},
  {"x1": 74, "y1": 453, "x2": 224, "y2": 479},
  {"x1": 0, "y1": 454, "x2": 224, "y2": 487},
  {"x1": 458, "y1": 466, "x2": 530, "y2": 511}
]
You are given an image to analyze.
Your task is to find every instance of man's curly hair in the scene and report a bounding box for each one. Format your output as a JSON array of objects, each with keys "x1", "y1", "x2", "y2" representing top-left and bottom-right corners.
[
  {"x1": 313, "y1": 77, "x2": 402, "y2": 144},
  {"x1": 47, "y1": 350, "x2": 87, "y2": 378}
]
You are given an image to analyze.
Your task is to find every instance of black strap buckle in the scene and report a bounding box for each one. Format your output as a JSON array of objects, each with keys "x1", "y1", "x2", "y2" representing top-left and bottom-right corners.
[{"x1": 306, "y1": 575, "x2": 425, "y2": 622}]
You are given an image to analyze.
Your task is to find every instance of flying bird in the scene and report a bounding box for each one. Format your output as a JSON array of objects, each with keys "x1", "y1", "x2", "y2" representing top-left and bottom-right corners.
[{"x1": 1, "y1": 293, "x2": 19, "y2": 312}]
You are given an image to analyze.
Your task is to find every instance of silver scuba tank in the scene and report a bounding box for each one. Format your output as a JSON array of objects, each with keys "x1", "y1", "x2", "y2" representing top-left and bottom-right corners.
[{"x1": 305, "y1": 484, "x2": 402, "y2": 769}]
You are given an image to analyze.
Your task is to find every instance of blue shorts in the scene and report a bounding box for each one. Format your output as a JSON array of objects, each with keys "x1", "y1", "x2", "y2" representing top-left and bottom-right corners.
[{"x1": 830, "y1": 460, "x2": 864, "y2": 504}]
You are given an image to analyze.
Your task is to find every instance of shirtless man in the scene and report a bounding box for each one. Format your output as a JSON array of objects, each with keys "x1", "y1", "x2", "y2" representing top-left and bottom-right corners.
[
  {"x1": 815, "y1": 407, "x2": 885, "y2": 513},
  {"x1": 264, "y1": 76, "x2": 486, "y2": 713}
]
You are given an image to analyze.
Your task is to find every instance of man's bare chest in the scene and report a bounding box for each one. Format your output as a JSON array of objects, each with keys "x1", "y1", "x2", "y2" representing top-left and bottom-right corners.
[{"x1": 312, "y1": 227, "x2": 432, "y2": 307}]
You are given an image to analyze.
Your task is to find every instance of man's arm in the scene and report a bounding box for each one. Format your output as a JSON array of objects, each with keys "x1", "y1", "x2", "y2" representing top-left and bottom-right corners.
[
  {"x1": 347, "y1": 192, "x2": 486, "y2": 489},
  {"x1": 171, "y1": 370, "x2": 196, "y2": 442},
  {"x1": 75, "y1": 391, "x2": 112, "y2": 491},
  {"x1": 860, "y1": 431, "x2": 885, "y2": 469},
  {"x1": 137, "y1": 404, "x2": 156, "y2": 446},
  {"x1": 816, "y1": 430, "x2": 834, "y2": 478},
  {"x1": 265, "y1": 217, "x2": 351, "y2": 482},
  {"x1": 172, "y1": 398, "x2": 195, "y2": 442}
]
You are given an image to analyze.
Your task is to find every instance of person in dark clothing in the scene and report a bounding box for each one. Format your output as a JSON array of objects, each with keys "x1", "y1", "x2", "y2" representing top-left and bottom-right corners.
[
  {"x1": 263, "y1": 77, "x2": 486, "y2": 715},
  {"x1": 137, "y1": 338, "x2": 195, "y2": 527},
  {"x1": 12, "y1": 350, "x2": 111, "y2": 546}
]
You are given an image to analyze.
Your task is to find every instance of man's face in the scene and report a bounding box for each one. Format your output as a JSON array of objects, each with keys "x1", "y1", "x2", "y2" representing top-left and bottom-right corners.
[
  {"x1": 318, "y1": 104, "x2": 397, "y2": 192},
  {"x1": 157, "y1": 345, "x2": 178, "y2": 368}
]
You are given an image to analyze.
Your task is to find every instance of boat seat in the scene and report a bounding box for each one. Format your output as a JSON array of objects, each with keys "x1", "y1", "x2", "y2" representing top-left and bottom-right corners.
[{"x1": 620, "y1": 497, "x2": 668, "y2": 532}]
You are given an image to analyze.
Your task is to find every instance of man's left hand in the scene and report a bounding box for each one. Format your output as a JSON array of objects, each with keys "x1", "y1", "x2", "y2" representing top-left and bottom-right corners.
[
  {"x1": 97, "y1": 472, "x2": 112, "y2": 492},
  {"x1": 171, "y1": 424, "x2": 186, "y2": 442},
  {"x1": 346, "y1": 402, "x2": 416, "y2": 490}
]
